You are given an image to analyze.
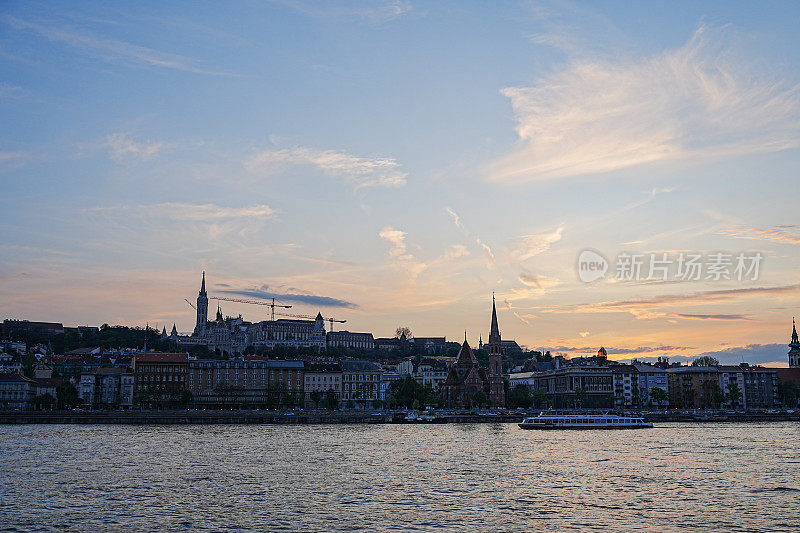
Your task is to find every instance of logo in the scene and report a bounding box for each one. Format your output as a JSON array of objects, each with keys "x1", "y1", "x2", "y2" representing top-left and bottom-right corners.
[{"x1": 577, "y1": 249, "x2": 609, "y2": 283}]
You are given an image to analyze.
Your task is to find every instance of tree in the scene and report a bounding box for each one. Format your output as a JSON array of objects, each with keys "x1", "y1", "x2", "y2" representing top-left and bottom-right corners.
[
  {"x1": 324, "y1": 388, "x2": 338, "y2": 410},
  {"x1": 395, "y1": 326, "x2": 412, "y2": 339},
  {"x1": 712, "y1": 390, "x2": 727, "y2": 408},
  {"x1": 778, "y1": 380, "x2": 799, "y2": 408},
  {"x1": 532, "y1": 389, "x2": 546, "y2": 409},
  {"x1": 726, "y1": 384, "x2": 743, "y2": 409},
  {"x1": 346, "y1": 399, "x2": 355, "y2": 409},
  {"x1": 34, "y1": 393, "x2": 56, "y2": 410},
  {"x1": 472, "y1": 391, "x2": 488, "y2": 408},
  {"x1": 649, "y1": 387, "x2": 669, "y2": 407},
  {"x1": 56, "y1": 382, "x2": 79, "y2": 409},
  {"x1": 508, "y1": 384, "x2": 533, "y2": 409},
  {"x1": 692, "y1": 356, "x2": 719, "y2": 367},
  {"x1": 180, "y1": 389, "x2": 193, "y2": 407},
  {"x1": 310, "y1": 390, "x2": 322, "y2": 409},
  {"x1": 575, "y1": 387, "x2": 587, "y2": 408}
]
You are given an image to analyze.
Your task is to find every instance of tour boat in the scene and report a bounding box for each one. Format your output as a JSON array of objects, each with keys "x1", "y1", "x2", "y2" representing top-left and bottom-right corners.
[{"x1": 518, "y1": 412, "x2": 653, "y2": 429}]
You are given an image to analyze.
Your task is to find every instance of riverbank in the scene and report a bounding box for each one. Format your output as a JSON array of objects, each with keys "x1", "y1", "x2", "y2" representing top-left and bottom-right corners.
[{"x1": 1, "y1": 409, "x2": 798, "y2": 424}]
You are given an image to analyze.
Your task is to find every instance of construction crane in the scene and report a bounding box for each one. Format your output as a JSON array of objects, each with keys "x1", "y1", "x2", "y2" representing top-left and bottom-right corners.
[
  {"x1": 184, "y1": 298, "x2": 196, "y2": 310},
  {"x1": 210, "y1": 296, "x2": 292, "y2": 321},
  {"x1": 274, "y1": 311, "x2": 346, "y2": 331}
]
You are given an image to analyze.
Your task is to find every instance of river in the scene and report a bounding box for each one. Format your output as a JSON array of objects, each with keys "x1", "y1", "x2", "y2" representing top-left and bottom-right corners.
[{"x1": 1, "y1": 422, "x2": 799, "y2": 531}]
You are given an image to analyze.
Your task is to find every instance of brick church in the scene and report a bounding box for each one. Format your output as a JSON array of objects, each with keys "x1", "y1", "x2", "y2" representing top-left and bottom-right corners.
[{"x1": 441, "y1": 296, "x2": 506, "y2": 408}]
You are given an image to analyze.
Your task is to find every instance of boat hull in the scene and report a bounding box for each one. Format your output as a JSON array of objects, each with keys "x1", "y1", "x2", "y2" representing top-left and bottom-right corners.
[{"x1": 518, "y1": 422, "x2": 652, "y2": 429}]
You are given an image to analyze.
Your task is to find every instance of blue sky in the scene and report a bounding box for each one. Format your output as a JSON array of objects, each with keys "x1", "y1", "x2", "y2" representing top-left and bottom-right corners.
[{"x1": 2, "y1": 1, "x2": 799, "y2": 365}]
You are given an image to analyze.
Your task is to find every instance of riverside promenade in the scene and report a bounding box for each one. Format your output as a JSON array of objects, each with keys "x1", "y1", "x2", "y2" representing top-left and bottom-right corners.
[{"x1": 1, "y1": 409, "x2": 799, "y2": 425}]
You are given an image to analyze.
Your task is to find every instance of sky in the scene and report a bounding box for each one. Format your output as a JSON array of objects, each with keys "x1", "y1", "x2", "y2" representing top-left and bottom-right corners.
[{"x1": 1, "y1": 1, "x2": 799, "y2": 366}]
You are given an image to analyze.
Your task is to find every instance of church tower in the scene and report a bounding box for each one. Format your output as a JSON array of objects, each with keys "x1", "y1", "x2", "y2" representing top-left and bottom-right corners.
[
  {"x1": 488, "y1": 294, "x2": 505, "y2": 407},
  {"x1": 194, "y1": 271, "x2": 209, "y2": 336},
  {"x1": 789, "y1": 318, "x2": 800, "y2": 368}
]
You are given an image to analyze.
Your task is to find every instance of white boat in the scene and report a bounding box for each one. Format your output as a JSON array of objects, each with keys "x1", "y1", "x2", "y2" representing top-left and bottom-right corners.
[{"x1": 518, "y1": 412, "x2": 653, "y2": 429}]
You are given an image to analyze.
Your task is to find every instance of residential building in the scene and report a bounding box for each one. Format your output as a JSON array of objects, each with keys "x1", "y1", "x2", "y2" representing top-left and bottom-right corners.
[
  {"x1": 0, "y1": 352, "x2": 23, "y2": 374},
  {"x1": 739, "y1": 365, "x2": 778, "y2": 409},
  {"x1": 78, "y1": 368, "x2": 135, "y2": 408},
  {"x1": 187, "y1": 359, "x2": 304, "y2": 407},
  {"x1": 133, "y1": 353, "x2": 189, "y2": 405},
  {"x1": 612, "y1": 364, "x2": 639, "y2": 407},
  {"x1": 341, "y1": 360, "x2": 383, "y2": 408},
  {"x1": 0, "y1": 374, "x2": 35, "y2": 410},
  {"x1": 667, "y1": 367, "x2": 720, "y2": 409},
  {"x1": 633, "y1": 363, "x2": 669, "y2": 406},
  {"x1": 326, "y1": 331, "x2": 375, "y2": 350},
  {"x1": 396, "y1": 357, "x2": 449, "y2": 390},
  {"x1": 303, "y1": 362, "x2": 342, "y2": 407}
]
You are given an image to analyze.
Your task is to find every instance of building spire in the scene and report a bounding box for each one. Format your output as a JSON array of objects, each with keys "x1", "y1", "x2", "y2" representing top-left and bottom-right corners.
[
  {"x1": 200, "y1": 271, "x2": 206, "y2": 294},
  {"x1": 792, "y1": 317, "x2": 799, "y2": 345}
]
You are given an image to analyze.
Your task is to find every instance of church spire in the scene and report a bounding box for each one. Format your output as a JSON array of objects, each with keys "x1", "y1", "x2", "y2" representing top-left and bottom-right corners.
[
  {"x1": 792, "y1": 317, "x2": 799, "y2": 345},
  {"x1": 490, "y1": 292, "x2": 500, "y2": 338},
  {"x1": 200, "y1": 271, "x2": 206, "y2": 295}
]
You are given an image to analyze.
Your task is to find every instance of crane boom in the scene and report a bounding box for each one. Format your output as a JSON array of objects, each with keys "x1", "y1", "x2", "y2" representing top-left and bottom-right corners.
[{"x1": 210, "y1": 296, "x2": 291, "y2": 320}]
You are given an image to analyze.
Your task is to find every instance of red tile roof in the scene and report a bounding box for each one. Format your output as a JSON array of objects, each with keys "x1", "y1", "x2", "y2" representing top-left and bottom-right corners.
[
  {"x1": 776, "y1": 368, "x2": 800, "y2": 385},
  {"x1": 0, "y1": 373, "x2": 35, "y2": 383}
]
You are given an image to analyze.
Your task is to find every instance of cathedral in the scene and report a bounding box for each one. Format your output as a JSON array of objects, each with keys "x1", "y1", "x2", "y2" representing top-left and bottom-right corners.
[
  {"x1": 163, "y1": 272, "x2": 326, "y2": 356},
  {"x1": 441, "y1": 296, "x2": 506, "y2": 408}
]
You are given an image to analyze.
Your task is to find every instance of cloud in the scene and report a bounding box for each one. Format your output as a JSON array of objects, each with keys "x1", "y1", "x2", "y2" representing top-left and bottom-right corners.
[
  {"x1": 491, "y1": 24, "x2": 800, "y2": 182},
  {"x1": 445, "y1": 206, "x2": 464, "y2": 230},
  {"x1": 511, "y1": 226, "x2": 563, "y2": 262},
  {"x1": 104, "y1": 133, "x2": 163, "y2": 162},
  {"x1": 86, "y1": 202, "x2": 277, "y2": 221},
  {"x1": 668, "y1": 313, "x2": 754, "y2": 321},
  {"x1": 275, "y1": 0, "x2": 411, "y2": 22},
  {"x1": 379, "y1": 226, "x2": 426, "y2": 280},
  {"x1": 379, "y1": 226, "x2": 410, "y2": 259},
  {"x1": 438, "y1": 244, "x2": 470, "y2": 262},
  {"x1": 1, "y1": 15, "x2": 233, "y2": 76},
  {"x1": 719, "y1": 226, "x2": 800, "y2": 245},
  {"x1": 518, "y1": 272, "x2": 562, "y2": 290},
  {"x1": 695, "y1": 344, "x2": 788, "y2": 365},
  {"x1": 219, "y1": 285, "x2": 358, "y2": 309},
  {"x1": 247, "y1": 145, "x2": 407, "y2": 190},
  {"x1": 0, "y1": 83, "x2": 24, "y2": 99},
  {"x1": 475, "y1": 237, "x2": 496, "y2": 268},
  {"x1": 578, "y1": 331, "x2": 590, "y2": 338},
  {"x1": 550, "y1": 284, "x2": 800, "y2": 319}
]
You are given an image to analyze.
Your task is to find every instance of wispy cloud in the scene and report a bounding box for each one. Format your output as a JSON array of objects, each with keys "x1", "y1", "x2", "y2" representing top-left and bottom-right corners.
[
  {"x1": 668, "y1": 313, "x2": 754, "y2": 321},
  {"x1": 550, "y1": 284, "x2": 800, "y2": 319},
  {"x1": 518, "y1": 272, "x2": 562, "y2": 290},
  {"x1": 275, "y1": 0, "x2": 412, "y2": 23},
  {"x1": 379, "y1": 226, "x2": 426, "y2": 280},
  {"x1": 491, "y1": 24, "x2": 800, "y2": 182},
  {"x1": 511, "y1": 226, "x2": 564, "y2": 262},
  {"x1": 104, "y1": 133, "x2": 163, "y2": 162},
  {"x1": 445, "y1": 206, "x2": 464, "y2": 230},
  {"x1": 247, "y1": 145, "x2": 407, "y2": 190},
  {"x1": 719, "y1": 225, "x2": 800, "y2": 245},
  {"x1": 86, "y1": 202, "x2": 277, "y2": 222},
  {"x1": 0, "y1": 82, "x2": 25, "y2": 99},
  {"x1": 219, "y1": 285, "x2": 358, "y2": 309},
  {"x1": 1, "y1": 15, "x2": 234, "y2": 76}
]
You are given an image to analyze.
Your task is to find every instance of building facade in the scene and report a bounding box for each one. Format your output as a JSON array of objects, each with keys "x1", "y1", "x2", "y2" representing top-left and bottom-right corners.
[
  {"x1": 78, "y1": 368, "x2": 135, "y2": 408},
  {"x1": 0, "y1": 373, "x2": 35, "y2": 410},
  {"x1": 303, "y1": 362, "x2": 342, "y2": 408},
  {"x1": 789, "y1": 318, "x2": 800, "y2": 368},
  {"x1": 633, "y1": 363, "x2": 669, "y2": 406},
  {"x1": 487, "y1": 296, "x2": 505, "y2": 408},
  {"x1": 326, "y1": 331, "x2": 375, "y2": 350},
  {"x1": 667, "y1": 367, "x2": 720, "y2": 409},
  {"x1": 188, "y1": 359, "x2": 304, "y2": 407},
  {"x1": 133, "y1": 353, "x2": 189, "y2": 405},
  {"x1": 341, "y1": 360, "x2": 383, "y2": 408},
  {"x1": 533, "y1": 366, "x2": 614, "y2": 408}
]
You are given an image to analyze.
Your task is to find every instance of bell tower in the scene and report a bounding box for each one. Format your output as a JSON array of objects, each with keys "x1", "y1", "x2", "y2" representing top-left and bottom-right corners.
[
  {"x1": 194, "y1": 271, "x2": 209, "y2": 336},
  {"x1": 789, "y1": 318, "x2": 800, "y2": 368},
  {"x1": 488, "y1": 293, "x2": 505, "y2": 407}
]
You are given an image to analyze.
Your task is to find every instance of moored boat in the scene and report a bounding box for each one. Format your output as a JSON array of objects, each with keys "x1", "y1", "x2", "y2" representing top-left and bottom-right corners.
[{"x1": 518, "y1": 412, "x2": 653, "y2": 429}]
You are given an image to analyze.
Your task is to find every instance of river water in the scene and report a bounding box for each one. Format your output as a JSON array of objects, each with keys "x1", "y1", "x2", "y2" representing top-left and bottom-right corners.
[{"x1": 1, "y1": 422, "x2": 799, "y2": 532}]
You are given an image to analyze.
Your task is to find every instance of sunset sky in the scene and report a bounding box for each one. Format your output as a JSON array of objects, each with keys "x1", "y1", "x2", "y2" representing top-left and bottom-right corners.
[{"x1": 2, "y1": 1, "x2": 799, "y2": 365}]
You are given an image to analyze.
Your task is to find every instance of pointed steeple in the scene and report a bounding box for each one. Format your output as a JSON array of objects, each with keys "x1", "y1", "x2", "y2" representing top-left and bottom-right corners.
[
  {"x1": 200, "y1": 271, "x2": 206, "y2": 294},
  {"x1": 171, "y1": 323, "x2": 178, "y2": 337},
  {"x1": 792, "y1": 317, "x2": 799, "y2": 345},
  {"x1": 455, "y1": 337, "x2": 477, "y2": 365},
  {"x1": 490, "y1": 293, "x2": 500, "y2": 338},
  {"x1": 488, "y1": 293, "x2": 502, "y2": 355}
]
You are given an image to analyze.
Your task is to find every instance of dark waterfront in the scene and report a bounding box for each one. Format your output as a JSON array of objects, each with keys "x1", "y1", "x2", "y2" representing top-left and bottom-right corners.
[{"x1": 2, "y1": 423, "x2": 800, "y2": 532}]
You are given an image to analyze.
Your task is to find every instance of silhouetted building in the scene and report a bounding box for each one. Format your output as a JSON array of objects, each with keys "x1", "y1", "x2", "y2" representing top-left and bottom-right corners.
[{"x1": 789, "y1": 318, "x2": 800, "y2": 368}]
